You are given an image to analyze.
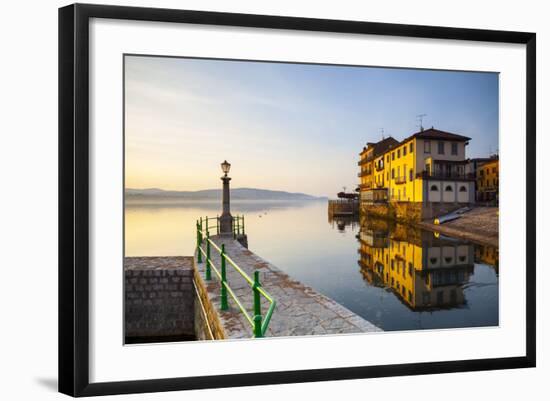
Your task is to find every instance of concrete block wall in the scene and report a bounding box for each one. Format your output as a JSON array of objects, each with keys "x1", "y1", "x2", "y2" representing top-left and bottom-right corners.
[{"x1": 125, "y1": 257, "x2": 195, "y2": 342}]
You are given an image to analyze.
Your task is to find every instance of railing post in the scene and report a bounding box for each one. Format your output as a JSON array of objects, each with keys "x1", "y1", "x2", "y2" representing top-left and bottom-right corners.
[
  {"x1": 206, "y1": 216, "x2": 209, "y2": 231},
  {"x1": 205, "y1": 231, "x2": 211, "y2": 280},
  {"x1": 196, "y1": 222, "x2": 202, "y2": 264},
  {"x1": 242, "y1": 215, "x2": 245, "y2": 234},
  {"x1": 200, "y1": 216, "x2": 203, "y2": 231},
  {"x1": 253, "y1": 271, "x2": 263, "y2": 338},
  {"x1": 216, "y1": 215, "x2": 219, "y2": 235},
  {"x1": 233, "y1": 218, "x2": 237, "y2": 239},
  {"x1": 220, "y1": 244, "x2": 228, "y2": 310}
]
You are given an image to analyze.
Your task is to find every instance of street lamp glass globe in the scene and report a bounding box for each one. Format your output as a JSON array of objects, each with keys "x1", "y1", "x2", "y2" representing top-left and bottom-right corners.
[{"x1": 221, "y1": 160, "x2": 231, "y2": 175}]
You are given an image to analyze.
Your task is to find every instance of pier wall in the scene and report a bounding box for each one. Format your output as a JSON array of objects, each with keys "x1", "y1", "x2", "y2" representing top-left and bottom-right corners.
[
  {"x1": 124, "y1": 257, "x2": 195, "y2": 342},
  {"x1": 360, "y1": 201, "x2": 470, "y2": 223},
  {"x1": 193, "y1": 268, "x2": 227, "y2": 340},
  {"x1": 328, "y1": 199, "x2": 359, "y2": 216}
]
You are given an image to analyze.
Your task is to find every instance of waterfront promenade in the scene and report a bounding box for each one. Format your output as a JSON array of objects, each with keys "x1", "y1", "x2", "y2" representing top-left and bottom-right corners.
[{"x1": 195, "y1": 235, "x2": 381, "y2": 339}]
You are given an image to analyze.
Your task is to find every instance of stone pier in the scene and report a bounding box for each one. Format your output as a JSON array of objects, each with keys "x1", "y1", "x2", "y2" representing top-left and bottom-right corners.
[{"x1": 194, "y1": 235, "x2": 381, "y2": 339}]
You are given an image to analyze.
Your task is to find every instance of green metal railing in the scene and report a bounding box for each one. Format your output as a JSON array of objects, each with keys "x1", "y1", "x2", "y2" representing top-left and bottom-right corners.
[{"x1": 195, "y1": 216, "x2": 276, "y2": 338}]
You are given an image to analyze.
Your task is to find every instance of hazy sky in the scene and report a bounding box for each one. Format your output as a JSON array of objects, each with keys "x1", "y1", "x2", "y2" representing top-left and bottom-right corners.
[{"x1": 125, "y1": 55, "x2": 498, "y2": 197}]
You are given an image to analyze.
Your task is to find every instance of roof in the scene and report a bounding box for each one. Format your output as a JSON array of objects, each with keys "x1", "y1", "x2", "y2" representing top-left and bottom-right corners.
[
  {"x1": 372, "y1": 136, "x2": 399, "y2": 157},
  {"x1": 403, "y1": 127, "x2": 471, "y2": 142}
]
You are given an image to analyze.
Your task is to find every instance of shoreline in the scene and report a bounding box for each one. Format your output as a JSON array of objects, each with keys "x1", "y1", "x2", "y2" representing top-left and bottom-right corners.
[{"x1": 416, "y1": 221, "x2": 498, "y2": 248}]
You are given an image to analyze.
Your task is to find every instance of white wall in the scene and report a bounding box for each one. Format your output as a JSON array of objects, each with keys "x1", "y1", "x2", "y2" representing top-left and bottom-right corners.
[{"x1": 0, "y1": 1, "x2": 547, "y2": 400}]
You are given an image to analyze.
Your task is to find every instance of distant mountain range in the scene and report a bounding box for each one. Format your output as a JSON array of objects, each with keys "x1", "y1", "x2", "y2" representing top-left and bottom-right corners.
[{"x1": 125, "y1": 188, "x2": 327, "y2": 201}]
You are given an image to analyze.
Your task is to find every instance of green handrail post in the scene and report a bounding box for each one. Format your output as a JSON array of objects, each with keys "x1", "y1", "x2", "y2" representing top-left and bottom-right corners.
[
  {"x1": 220, "y1": 244, "x2": 229, "y2": 310},
  {"x1": 233, "y1": 218, "x2": 237, "y2": 239},
  {"x1": 200, "y1": 216, "x2": 203, "y2": 231},
  {"x1": 196, "y1": 222, "x2": 203, "y2": 264},
  {"x1": 242, "y1": 215, "x2": 245, "y2": 234},
  {"x1": 205, "y1": 231, "x2": 212, "y2": 280},
  {"x1": 206, "y1": 216, "x2": 209, "y2": 231},
  {"x1": 253, "y1": 270, "x2": 263, "y2": 338}
]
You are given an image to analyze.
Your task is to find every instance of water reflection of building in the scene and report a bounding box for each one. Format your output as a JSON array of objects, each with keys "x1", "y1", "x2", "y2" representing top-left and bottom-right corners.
[
  {"x1": 358, "y1": 221, "x2": 474, "y2": 311},
  {"x1": 475, "y1": 244, "x2": 499, "y2": 275},
  {"x1": 328, "y1": 214, "x2": 359, "y2": 233}
]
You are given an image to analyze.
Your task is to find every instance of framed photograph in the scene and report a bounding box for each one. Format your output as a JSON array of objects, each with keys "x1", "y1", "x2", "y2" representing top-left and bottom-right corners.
[{"x1": 58, "y1": 3, "x2": 536, "y2": 397}]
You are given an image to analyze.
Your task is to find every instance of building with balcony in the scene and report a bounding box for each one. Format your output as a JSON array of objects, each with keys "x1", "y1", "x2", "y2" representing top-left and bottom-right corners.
[
  {"x1": 358, "y1": 136, "x2": 398, "y2": 201},
  {"x1": 359, "y1": 128, "x2": 476, "y2": 207},
  {"x1": 476, "y1": 157, "x2": 499, "y2": 202}
]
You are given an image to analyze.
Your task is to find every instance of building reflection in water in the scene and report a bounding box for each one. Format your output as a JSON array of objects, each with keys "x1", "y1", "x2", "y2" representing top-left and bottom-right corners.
[
  {"x1": 352, "y1": 216, "x2": 499, "y2": 312},
  {"x1": 328, "y1": 214, "x2": 360, "y2": 233}
]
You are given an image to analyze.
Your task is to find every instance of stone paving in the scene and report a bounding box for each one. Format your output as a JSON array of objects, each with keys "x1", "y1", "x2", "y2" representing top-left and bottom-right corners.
[{"x1": 195, "y1": 235, "x2": 381, "y2": 339}]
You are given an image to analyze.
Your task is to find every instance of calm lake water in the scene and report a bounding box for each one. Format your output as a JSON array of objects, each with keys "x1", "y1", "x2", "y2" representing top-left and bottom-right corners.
[{"x1": 125, "y1": 199, "x2": 499, "y2": 331}]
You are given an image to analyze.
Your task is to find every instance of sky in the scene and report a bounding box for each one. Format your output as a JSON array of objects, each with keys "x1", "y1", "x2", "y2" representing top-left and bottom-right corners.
[{"x1": 125, "y1": 55, "x2": 499, "y2": 197}]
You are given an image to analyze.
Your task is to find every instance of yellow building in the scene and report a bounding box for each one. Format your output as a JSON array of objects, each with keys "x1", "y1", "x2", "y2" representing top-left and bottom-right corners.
[
  {"x1": 476, "y1": 158, "x2": 499, "y2": 202},
  {"x1": 358, "y1": 137, "x2": 398, "y2": 202},
  {"x1": 358, "y1": 223, "x2": 474, "y2": 310},
  {"x1": 361, "y1": 128, "x2": 475, "y2": 205}
]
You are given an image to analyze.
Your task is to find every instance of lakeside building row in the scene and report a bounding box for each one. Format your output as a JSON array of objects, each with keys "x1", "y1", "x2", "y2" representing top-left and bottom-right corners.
[{"x1": 358, "y1": 127, "x2": 498, "y2": 221}]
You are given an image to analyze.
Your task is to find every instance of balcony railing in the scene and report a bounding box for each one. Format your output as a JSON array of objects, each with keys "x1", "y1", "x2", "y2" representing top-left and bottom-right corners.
[
  {"x1": 394, "y1": 176, "x2": 407, "y2": 185},
  {"x1": 375, "y1": 181, "x2": 385, "y2": 188},
  {"x1": 417, "y1": 171, "x2": 475, "y2": 181},
  {"x1": 358, "y1": 154, "x2": 374, "y2": 165},
  {"x1": 358, "y1": 169, "x2": 372, "y2": 177}
]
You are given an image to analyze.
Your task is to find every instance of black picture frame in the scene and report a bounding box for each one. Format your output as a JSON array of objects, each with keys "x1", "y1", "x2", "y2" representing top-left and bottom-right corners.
[{"x1": 59, "y1": 3, "x2": 536, "y2": 397}]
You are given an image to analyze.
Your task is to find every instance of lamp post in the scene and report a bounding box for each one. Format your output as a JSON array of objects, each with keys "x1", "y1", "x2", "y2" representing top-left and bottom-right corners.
[{"x1": 219, "y1": 160, "x2": 233, "y2": 234}]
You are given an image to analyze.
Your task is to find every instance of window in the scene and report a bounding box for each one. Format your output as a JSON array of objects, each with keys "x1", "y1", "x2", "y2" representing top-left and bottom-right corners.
[
  {"x1": 450, "y1": 289, "x2": 457, "y2": 303},
  {"x1": 410, "y1": 142, "x2": 414, "y2": 153},
  {"x1": 430, "y1": 185, "x2": 438, "y2": 191},
  {"x1": 397, "y1": 149, "x2": 400, "y2": 158},
  {"x1": 409, "y1": 169, "x2": 413, "y2": 181},
  {"x1": 438, "y1": 141, "x2": 445, "y2": 155},
  {"x1": 459, "y1": 185, "x2": 467, "y2": 192},
  {"x1": 451, "y1": 142, "x2": 458, "y2": 155},
  {"x1": 403, "y1": 187, "x2": 406, "y2": 198},
  {"x1": 386, "y1": 155, "x2": 389, "y2": 163},
  {"x1": 408, "y1": 263, "x2": 413, "y2": 276},
  {"x1": 424, "y1": 140, "x2": 431, "y2": 153},
  {"x1": 422, "y1": 292, "x2": 430, "y2": 304},
  {"x1": 391, "y1": 168, "x2": 395, "y2": 179},
  {"x1": 492, "y1": 167, "x2": 497, "y2": 173},
  {"x1": 392, "y1": 152, "x2": 395, "y2": 161},
  {"x1": 480, "y1": 169, "x2": 484, "y2": 176},
  {"x1": 445, "y1": 185, "x2": 453, "y2": 192},
  {"x1": 437, "y1": 291, "x2": 444, "y2": 305},
  {"x1": 403, "y1": 146, "x2": 407, "y2": 156}
]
